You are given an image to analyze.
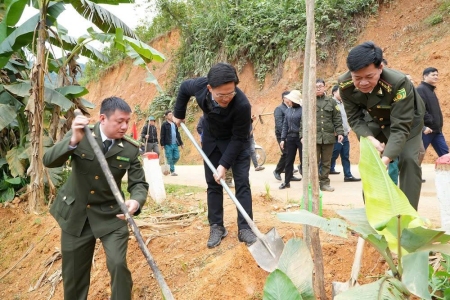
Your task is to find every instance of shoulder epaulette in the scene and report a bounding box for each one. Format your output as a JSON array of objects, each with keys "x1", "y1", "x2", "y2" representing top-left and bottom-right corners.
[
  {"x1": 378, "y1": 79, "x2": 393, "y2": 94},
  {"x1": 339, "y1": 79, "x2": 354, "y2": 90},
  {"x1": 122, "y1": 135, "x2": 141, "y2": 147}
]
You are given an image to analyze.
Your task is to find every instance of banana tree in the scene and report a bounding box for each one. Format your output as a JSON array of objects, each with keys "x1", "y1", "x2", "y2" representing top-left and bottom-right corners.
[
  {"x1": 273, "y1": 137, "x2": 450, "y2": 300},
  {"x1": 0, "y1": 0, "x2": 165, "y2": 212}
]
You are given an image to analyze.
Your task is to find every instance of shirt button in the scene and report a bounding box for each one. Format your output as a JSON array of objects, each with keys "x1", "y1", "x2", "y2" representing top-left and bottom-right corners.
[
  {"x1": 119, "y1": 165, "x2": 122, "y2": 168},
  {"x1": 379, "y1": 118, "x2": 384, "y2": 121},
  {"x1": 381, "y1": 125, "x2": 385, "y2": 129},
  {"x1": 82, "y1": 153, "x2": 85, "y2": 157},
  {"x1": 110, "y1": 205, "x2": 114, "y2": 208},
  {"x1": 87, "y1": 205, "x2": 91, "y2": 208},
  {"x1": 368, "y1": 109, "x2": 372, "y2": 112},
  {"x1": 63, "y1": 196, "x2": 67, "y2": 200},
  {"x1": 95, "y1": 176, "x2": 99, "y2": 180},
  {"x1": 90, "y1": 190, "x2": 95, "y2": 194}
]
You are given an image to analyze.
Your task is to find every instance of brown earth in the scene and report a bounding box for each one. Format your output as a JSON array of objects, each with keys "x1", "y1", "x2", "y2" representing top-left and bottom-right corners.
[{"x1": 0, "y1": 0, "x2": 449, "y2": 299}]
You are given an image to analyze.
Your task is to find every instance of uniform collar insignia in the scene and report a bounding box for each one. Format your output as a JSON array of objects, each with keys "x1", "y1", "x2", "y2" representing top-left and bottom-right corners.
[
  {"x1": 377, "y1": 88, "x2": 383, "y2": 95},
  {"x1": 118, "y1": 142, "x2": 124, "y2": 148},
  {"x1": 378, "y1": 79, "x2": 392, "y2": 93}
]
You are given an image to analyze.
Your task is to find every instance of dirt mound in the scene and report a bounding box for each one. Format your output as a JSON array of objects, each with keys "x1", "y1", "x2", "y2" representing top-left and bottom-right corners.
[{"x1": 0, "y1": 194, "x2": 386, "y2": 299}]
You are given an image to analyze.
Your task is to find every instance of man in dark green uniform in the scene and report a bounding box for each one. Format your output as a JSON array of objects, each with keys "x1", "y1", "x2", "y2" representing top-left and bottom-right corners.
[
  {"x1": 313, "y1": 79, "x2": 344, "y2": 192},
  {"x1": 44, "y1": 97, "x2": 149, "y2": 300},
  {"x1": 338, "y1": 41, "x2": 425, "y2": 209}
]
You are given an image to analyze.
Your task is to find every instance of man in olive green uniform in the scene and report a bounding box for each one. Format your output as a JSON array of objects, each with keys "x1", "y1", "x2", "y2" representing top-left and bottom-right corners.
[
  {"x1": 44, "y1": 97, "x2": 149, "y2": 300},
  {"x1": 313, "y1": 79, "x2": 344, "y2": 192},
  {"x1": 338, "y1": 41, "x2": 425, "y2": 210}
]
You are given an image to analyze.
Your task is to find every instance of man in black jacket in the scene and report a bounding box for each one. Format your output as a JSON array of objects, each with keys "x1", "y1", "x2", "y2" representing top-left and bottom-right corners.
[
  {"x1": 172, "y1": 62, "x2": 257, "y2": 248},
  {"x1": 141, "y1": 116, "x2": 159, "y2": 156},
  {"x1": 160, "y1": 110, "x2": 183, "y2": 176},
  {"x1": 416, "y1": 67, "x2": 449, "y2": 157}
]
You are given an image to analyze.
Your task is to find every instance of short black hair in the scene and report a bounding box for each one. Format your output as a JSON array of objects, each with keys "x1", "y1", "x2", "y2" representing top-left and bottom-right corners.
[
  {"x1": 331, "y1": 85, "x2": 339, "y2": 94},
  {"x1": 100, "y1": 96, "x2": 131, "y2": 117},
  {"x1": 382, "y1": 58, "x2": 388, "y2": 66},
  {"x1": 164, "y1": 110, "x2": 172, "y2": 116},
  {"x1": 423, "y1": 67, "x2": 438, "y2": 77},
  {"x1": 282, "y1": 91, "x2": 290, "y2": 100},
  {"x1": 316, "y1": 78, "x2": 325, "y2": 85},
  {"x1": 207, "y1": 63, "x2": 240, "y2": 88},
  {"x1": 346, "y1": 41, "x2": 383, "y2": 72}
]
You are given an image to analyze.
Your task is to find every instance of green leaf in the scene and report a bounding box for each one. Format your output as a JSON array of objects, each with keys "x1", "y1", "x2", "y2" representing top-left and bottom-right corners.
[
  {"x1": 80, "y1": 98, "x2": 96, "y2": 109},
  {"x1": 3, "y1": 81, "x2": 31, "y2": 97},
  {"x1": 263, "y1": 269, "x2": 302, "y2": 300},
  {"x1": 69, "y1": 0, "x2": 138, "y2": 39},
  {"x1": 0, "y1": 103, "x2": 17, "y2": 130},
  {"x1": 55, "y1": 85, "x2": 89, "y2": 99},
  {"x1": 402, "y1": 251, "x2": 431, "y2": 300},
  {"x1": 6, "y1": 147, "x2": 25, "y2": 177},
  {"x1": 401, "y1": 227, "x2": 450, "y2": 253},
  {"x1": 0, "y1": 158, "x2": 6, "y2": 168},
  {"x1": 0, "y1": 90, "x2": 23, "y2": 110},
  {"x1": 44, "y1": 166, "x2": 64, "y2": 186},
  {"x1": 5, "y1": 177, "x2": 21, "y2": 185},
  {"x1": 0, "y1": 0, "x2": 29, "y2": 41},
  {"x1": 336, "y1": 208, "x2": 377, "y2": 237},
  {"x1": 359, "y1": 137, "x2": 420, "y2": 230},
  {"x1": 277, "y1": 239, "x2": 315, "y2": 300},
  {"x1": 277, "y1": 209, "x2": 348, "y2": 237},
  {"x1": 0, "y1": 187, "x2": 15, "y2": 202},
  {"x1": 334, "y1": 277, "x2": 410, "y2": 299},
  {"x1": 123, "y1": 35, "x2": 165, "y2": 63},
  {"x1": 145, "y1": 66, "x2": 162, "y2": 92}
]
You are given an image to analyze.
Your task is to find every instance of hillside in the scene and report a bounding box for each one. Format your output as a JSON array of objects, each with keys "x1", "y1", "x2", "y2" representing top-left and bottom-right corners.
[{"x1": 85, "y1": 0, "x2": 450, "y2": 165}]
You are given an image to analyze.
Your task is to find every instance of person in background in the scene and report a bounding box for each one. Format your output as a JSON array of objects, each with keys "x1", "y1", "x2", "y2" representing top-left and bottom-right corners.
[
  {"x1": 197, "y1": 115, "x2": 234, "y2": 187},
  {"x1": 417, "y1": 67, "x2": 449, "y2": 157},
  {"x1": 160, "y1": 110, "x2": 183, "y2": 176},
  {"x1": 172, "y1": 62, "x2": 257, "y2": 248},
  {"x1": 273, "y1": 91, "x2": 299, "y2": 180},
  {"x1": 43, "y1": 96, "x2": 148, "y2": 300},
  {"x1": 141, "y1": 115, "x2": 160, "y2": 156},
  {"x1": 338, "y1": 41, "x2": 425, "y2": 210},
  {"x1": 310, "y1": 79, "x2": 344, "y2": 192},
  {"x1": 329, "y1": 85, "x2": 360, "y2": 182},
  {"x1": 279, "y1": 90, "x2": 303, "y2": 189},
  {"x1": 250, "y1": 114, "x2": 265, "y2": 171}
]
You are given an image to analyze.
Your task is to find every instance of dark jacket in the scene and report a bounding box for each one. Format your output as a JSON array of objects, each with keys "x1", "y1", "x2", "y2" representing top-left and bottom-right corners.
[
  {"x1": 43, "y1": 123, "x2": 148, "y2": 238},
  {"x1": 160, "y1": 121, "x2": 183, "y2": 147},
  {"x1": 274, "y1": 102, "x2": 289, "y2": 139},
  {"x1": 338, "y1": 67, "x2": 425, "y2": 160},
  {"x1": 140, "y1": 123, "x2": 158, "y2": 143},
  {"x1": 281, "y1": 106, "x2": 302, "y2": 140},
  {"x1": 314, "y1": 95, "x2": 344, "y2": 144},
  {"x1": 416, "y1": 81, "x2": 443, "y2": 132},
  {"x1": 173, "y1": 77, "x2": 251, "y2": 169}
]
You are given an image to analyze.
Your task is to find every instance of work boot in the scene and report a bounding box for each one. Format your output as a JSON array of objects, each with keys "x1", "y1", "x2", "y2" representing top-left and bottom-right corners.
[
  {"x1": 238, "y1": 228, "x2": 257, "y2": 246},
  {"x1": 207, "y1": 224, "x2": 228, "y2": 248},
  {"x1": 320, "y1": 184, "x2": 335, "y2": 192}
]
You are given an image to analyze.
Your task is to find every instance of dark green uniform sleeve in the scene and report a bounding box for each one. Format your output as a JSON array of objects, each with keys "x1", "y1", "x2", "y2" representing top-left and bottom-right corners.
[{"x1": 332, "y1": 104, "x2": 344, "y2": 136}]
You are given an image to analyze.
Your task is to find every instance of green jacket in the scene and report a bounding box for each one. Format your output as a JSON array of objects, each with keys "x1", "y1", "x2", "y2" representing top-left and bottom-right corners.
[
  {"x1": 338, "y1": 67, "x2": 425, "y2": 160},
  {"x1": 43, "y1": 122, "x2": 149, "y2": 238},
  {"x1": 310, "y1": 95, "x2": 344, "y2": 144}
]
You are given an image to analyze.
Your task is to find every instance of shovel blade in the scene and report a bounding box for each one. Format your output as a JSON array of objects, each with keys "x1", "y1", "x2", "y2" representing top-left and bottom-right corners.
[{"x1": 248, "y1": 228, "x2": 284, "y2": 272}]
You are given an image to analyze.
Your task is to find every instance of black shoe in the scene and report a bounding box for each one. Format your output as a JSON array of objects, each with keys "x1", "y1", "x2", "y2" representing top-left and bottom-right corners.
[
  {"x1": 330, "y1": 170, "x2": 340, "y2": 175},
  {"x1": 279, "y1": 182, "x2": 290, "y2": 189},
  {"x1": 273, "y1": 171, "x2": 282, "y2": 181},
  {"x1": 344, "y1": 176, "x2": 361, "y2": 182},
  {"x1": 290, "y1": 176, "x2": 301, "y2": 181},
  {"x1": 422, "y1": 179, "x2": 426, "y2": 183},
  {"x1": 207, "y1": 224, "x2": 228, "y2": 248},
  {"x1": 238, "y1": 228, "x2": 257, "y2": 246}
]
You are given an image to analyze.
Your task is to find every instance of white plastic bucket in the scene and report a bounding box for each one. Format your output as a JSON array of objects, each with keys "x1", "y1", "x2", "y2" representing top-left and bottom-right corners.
[{"x1": 143, "y1": 152, "x2": 166, "y2": 204}]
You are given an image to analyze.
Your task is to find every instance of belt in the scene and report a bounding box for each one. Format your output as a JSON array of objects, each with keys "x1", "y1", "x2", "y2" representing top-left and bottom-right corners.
[
  {"x1": 287, "y1": 133, "x2": 300, "y2": 137},
  {"x1": 147, "y1": 140, "x2": 158, "y2": 143}
]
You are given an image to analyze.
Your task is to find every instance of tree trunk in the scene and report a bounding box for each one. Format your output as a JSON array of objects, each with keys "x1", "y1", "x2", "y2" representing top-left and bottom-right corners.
[
  {"x1": 26, "y1": 7, "x2": 47, "y2": 213},
  {"x1": 302, "y1": 0, "x2": 327, "y2": 299}
]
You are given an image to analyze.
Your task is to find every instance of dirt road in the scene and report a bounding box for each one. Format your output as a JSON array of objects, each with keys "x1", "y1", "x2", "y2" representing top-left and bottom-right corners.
[{"x1": 161, "y1": 163, "x2": 441, "y2": 224}]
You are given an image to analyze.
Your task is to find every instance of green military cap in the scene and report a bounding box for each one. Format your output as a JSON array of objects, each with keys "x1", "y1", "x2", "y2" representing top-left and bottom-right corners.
[{"x1": 148, "y1": 116, "x2": 156, "y2": 121}]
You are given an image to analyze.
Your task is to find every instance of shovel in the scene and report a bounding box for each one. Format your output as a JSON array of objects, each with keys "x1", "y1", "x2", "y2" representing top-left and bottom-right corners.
[
  {"x1": 331, "y1": 237, "x2": 365, "y2": 298},
  {"x1": 74, "y1": 110, "x2": 174, "y2": 300},
  {"x1": 180, "y1": 122, "x2": 284, "y2": 272}
]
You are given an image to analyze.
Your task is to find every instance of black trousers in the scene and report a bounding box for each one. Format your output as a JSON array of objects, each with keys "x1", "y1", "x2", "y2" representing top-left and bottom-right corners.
[
  {"x1": 204, "y1": 146, "x2": 253, "y2": 230},
  {"x1": 275, "y1": 138, "x2": 287, "y2": 174},
  {"x1": 284, "y1": 136, "x2": 302, "y2": 184}
]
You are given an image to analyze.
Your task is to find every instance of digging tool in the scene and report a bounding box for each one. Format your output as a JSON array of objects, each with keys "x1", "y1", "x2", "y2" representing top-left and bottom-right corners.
[
  {"x1": 331, "y1": 237, "x2": 365, "y2": 298},
  {"x1": 74, "y1": 110, "x2": 174, "y2": 300},
  {"x1": 144, "y1": 121, "x2": 150, "y2": 153},
  {"x1": 180, "y1": 122, "x2": 284, "y2": 272},
  {"x1": 258, "y1": 112, "x2": 274, "y2": 124}
]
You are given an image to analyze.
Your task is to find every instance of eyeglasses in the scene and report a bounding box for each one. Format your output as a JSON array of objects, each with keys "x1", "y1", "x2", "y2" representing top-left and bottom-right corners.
[
  {"x1": 214, "y1": 91, "x2": 236, "y2": 100},
  {"x1": 316, "y1": 85, "x2": 325, "y2": 89}
]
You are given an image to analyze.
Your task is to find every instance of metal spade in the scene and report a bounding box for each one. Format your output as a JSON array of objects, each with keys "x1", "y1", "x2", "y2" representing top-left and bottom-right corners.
[{"x1": 180, "y1": 122, "x2": 284, "y2": 272}]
